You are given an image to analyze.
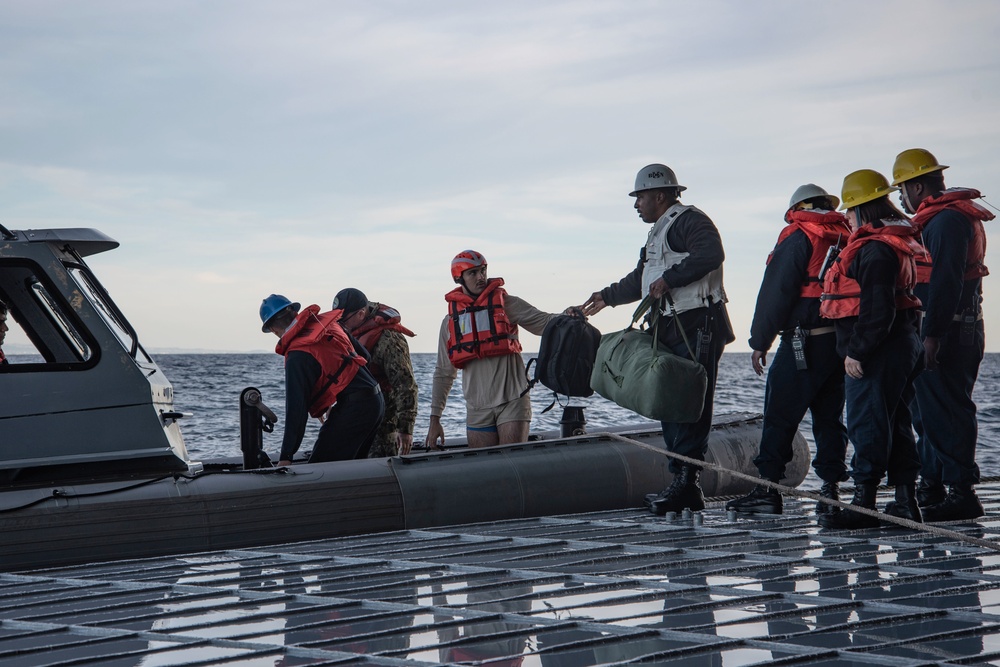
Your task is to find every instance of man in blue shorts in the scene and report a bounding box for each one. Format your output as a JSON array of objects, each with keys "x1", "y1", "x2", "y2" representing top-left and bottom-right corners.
[{"x1": 425, "y1": 250, "x2": 556, "y2": 449}]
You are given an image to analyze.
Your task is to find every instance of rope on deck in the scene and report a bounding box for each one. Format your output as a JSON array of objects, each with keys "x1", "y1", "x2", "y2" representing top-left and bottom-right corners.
[{"x1": 602, "y1": 431, "x2": 1000, "y2": 554}]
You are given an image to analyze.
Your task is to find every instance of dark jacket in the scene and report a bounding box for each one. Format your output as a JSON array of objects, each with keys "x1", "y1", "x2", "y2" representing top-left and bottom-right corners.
[
  {"x1": 915, "y1": 208, "x2": 982, "y2": 338},
  {"x1": 600, "y1": 208, "x2": 733, "y2": 345},
  {"x1": 833, "y1": 241, "x2": 920, "y2": 362},
  {"x1": 748, "y1": 230, "x2": 832, "y2": 351},
  {"x1": 281, "y1": 333, "x2": 378, "y2": 461},
  {"x1": 601, "y1": 208, "x2": 725, "y2": 306}
]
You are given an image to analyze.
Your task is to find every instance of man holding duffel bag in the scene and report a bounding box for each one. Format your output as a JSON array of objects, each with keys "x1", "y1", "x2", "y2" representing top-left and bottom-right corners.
[{"x1": 580, "y1": 163, "x2": 734, "y2": 515}]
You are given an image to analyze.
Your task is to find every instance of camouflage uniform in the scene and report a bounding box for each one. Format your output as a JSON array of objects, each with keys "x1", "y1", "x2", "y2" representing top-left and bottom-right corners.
[{"x1": 367, "y1": 329, "x2": 418, "y2": 457}]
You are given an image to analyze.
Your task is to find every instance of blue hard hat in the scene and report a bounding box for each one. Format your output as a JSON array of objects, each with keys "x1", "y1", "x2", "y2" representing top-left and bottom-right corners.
[{"x1": 260, "y1": 294, "x2": 300, "y2": 332}]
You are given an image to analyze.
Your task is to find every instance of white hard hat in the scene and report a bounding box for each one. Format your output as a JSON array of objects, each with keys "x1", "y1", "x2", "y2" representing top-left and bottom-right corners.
[
  {"x1": 629, "y1": 163, "x2": 686, "y2": 196},
  {"x1": 788, "y1": 183, "x2": 839, "y2": 212}
]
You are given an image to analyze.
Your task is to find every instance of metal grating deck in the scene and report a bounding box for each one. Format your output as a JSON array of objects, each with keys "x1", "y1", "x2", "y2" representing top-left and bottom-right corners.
[{"x1": 5, "y1": 485, "x2": 1000, "y2": 665}]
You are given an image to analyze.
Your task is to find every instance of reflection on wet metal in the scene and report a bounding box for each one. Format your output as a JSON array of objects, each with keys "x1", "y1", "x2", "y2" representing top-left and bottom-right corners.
[{"x1": 6, "y1": 486, "x2": 1000, "y2": 664}]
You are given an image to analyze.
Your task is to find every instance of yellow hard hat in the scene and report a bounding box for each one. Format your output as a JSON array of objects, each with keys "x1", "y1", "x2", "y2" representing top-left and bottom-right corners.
[
  {"x1": 891, "y1": 148, "x2": 949, "y2": 186},
  {"x1": 840, "y1": 169, "x2": 898, "y2": 210}
]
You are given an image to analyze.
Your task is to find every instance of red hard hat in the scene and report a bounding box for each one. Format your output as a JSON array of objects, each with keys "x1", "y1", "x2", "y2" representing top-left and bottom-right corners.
[{"x1": 451, "y1": 249, "x2": 487, "y2": 282}]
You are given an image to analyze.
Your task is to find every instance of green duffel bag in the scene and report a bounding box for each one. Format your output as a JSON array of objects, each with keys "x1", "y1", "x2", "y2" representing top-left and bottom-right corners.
[{"x1": 590, "y1": 296, "x2": 707, "y2": 423}]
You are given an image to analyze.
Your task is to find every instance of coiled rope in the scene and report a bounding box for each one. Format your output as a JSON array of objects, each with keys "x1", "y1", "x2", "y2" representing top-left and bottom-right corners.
[{"x1": 603, "y1": 431, "x2": 1000, "y2": 554}]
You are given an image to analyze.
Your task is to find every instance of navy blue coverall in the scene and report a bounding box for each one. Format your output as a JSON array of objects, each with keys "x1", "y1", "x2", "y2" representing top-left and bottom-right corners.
[
  {"x1": 911, "y1": 208, "x2": 985, "y2": 487},
  {"x1": 748, "y1": 230, "x2": 848, "y2": 484},
  {"x1": 834, "y1": 242, "x2": 922, "y2": 487}
]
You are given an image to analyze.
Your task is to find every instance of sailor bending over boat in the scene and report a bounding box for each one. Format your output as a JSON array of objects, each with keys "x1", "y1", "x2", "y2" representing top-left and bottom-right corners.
[
  {"x1": 333, "y1": 287, "x2": 419, "y2": 457},
  {"x1": 425, "y1": 250, "x2": 558, "y2": 449},
  {"x1": 581, "y1": 163, "x2": 735, "y2": 517},
  {"x1": 259, "y1": 294, "x2": 385, "y2": 466}
]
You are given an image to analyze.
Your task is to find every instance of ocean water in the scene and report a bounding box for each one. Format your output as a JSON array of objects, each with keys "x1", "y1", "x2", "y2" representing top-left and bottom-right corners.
[{"x1": 157, "y1": 352, "x2": 1000, "y2": 491}]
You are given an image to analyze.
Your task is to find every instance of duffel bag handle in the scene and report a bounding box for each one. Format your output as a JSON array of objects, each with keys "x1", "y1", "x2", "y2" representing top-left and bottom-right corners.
[
  {"x1": 629, "y1": 295, "x2": 654, "y2": 329},
  {"x1": 629, "y1": 295, "x2": 663, "y2": 355},
  {"x1": 630, "y1": 294, "x2": 699, "y2": 363}
]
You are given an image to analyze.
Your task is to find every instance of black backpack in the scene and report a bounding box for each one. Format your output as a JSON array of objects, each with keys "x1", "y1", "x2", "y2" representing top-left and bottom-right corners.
[{"x1": 525, "y1": 313, "x2": 602, "y2": 398}]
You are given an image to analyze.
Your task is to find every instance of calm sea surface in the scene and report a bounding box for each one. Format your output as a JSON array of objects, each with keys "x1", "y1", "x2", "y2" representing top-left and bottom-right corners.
[{"x1": 156, "y1": 352, "x2": 1000, "y2": 492}]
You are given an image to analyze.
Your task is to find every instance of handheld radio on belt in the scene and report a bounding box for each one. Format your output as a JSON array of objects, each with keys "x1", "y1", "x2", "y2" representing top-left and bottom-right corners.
[
  {"x1": 791, "y1": 327, "x2": 808, "y2": 371},
  {"x1": 794, "y1": 234, "x2": 845, "y2": 372}
]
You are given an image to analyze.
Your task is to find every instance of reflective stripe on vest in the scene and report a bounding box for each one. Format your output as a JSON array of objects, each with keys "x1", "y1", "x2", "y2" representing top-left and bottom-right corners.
[
  {"x1": 444, "y1": 278, "x2": 522, "y2": 369},
  {"x1": 354, "y1": 304, "x2": 416, "y2": 351}
]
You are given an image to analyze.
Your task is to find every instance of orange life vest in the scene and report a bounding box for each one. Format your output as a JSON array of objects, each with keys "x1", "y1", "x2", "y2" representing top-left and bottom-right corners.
[
  {"x1": 353, "y1": 303, "x2": 415, "y2": 391},
  {"x1": 275, "y1": 305, "x2": 366, "y2": 418},
  {"x1": 354, "y1": 304, "x2": 416, "y2": 350},
  {"x1": 911, "y1": 188, "x2": 992, "y2": 283},
  {"x1": 770, "y1": 210, "x2": 851, "y2": 298},
  {"x1": 445, "y1": 278, "x2": 522, "y2": 369},
  {"x1": 819, "y1": 222, "x2": 923, "y2": 320}
]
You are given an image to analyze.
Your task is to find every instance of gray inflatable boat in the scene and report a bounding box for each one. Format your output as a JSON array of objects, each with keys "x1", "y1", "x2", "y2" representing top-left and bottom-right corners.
[{"x1": 0, "y1": 226, "x2": 807, "y2": 570}]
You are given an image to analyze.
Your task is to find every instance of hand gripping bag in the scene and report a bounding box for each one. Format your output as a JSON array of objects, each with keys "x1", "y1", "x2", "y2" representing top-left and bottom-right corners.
[{"x1": 590, "y1": 296, "x2": 707, "y2": 423}]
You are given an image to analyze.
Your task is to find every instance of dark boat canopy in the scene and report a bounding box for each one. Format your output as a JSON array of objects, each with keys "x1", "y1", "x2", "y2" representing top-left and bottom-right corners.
[
  {"x1": 1, "y1": 226, "x2": 120, "y2": 258},
  {"x1": 0, "y1": 225, "x2": 194, "y2": 486}
]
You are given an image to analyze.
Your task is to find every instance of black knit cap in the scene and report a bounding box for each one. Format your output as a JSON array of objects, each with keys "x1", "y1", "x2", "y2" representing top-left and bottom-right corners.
[{"x1": 332, "y1": 287, "x2": 368, "y2": 315}]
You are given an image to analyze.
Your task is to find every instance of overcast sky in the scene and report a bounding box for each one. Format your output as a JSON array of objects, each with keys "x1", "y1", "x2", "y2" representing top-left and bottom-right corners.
[{"x1": 2, "y1": 1, "x2": 999, "y2": 353}]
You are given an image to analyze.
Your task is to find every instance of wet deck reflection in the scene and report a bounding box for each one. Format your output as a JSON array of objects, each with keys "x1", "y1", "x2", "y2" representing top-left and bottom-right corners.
[{"x1": 2, "y1": 486, "x2": 1000, "y2": 664}]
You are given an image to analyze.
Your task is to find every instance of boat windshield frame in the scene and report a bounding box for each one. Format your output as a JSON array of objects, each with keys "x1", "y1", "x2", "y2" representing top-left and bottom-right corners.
[
  {"x1": 64, "y1": 260, "x2": 150, "y2": 363},
  {"x1": 28, "y1": 277, "x2": 91, "y2": 360},
  {"x1": 0, "y1": 257, "x2": 99, "y2": 368}
]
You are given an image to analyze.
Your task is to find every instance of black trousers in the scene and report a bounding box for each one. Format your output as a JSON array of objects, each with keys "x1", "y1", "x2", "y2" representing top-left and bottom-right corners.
[
  {"x1": 656, "y1": 303, "x2": 729, "y2": 474},
  {"x1": 911, "y1": 319, "x2": 984, "y2": 486},
  {"x1": 845, "y1": 331, "x2": 922, "y2": 486},
  {"x1": 754, "y1": 332, "x2": 848, "y2": 484},
  {"x1": 310, "y1": 388, "x2": 385, "y2": 463}
]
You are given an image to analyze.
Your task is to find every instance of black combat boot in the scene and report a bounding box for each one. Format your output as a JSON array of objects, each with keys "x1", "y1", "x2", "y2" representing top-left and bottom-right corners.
[
  {"x1": 884, "y1": 482, "x2": 922, "y2": 523},
  {"x1": 916, "y1": 478, "x2": 946, "y2": 508},
  {"x1": 818, "y1": 483, "x2": 880, "y2": 529},
  {"x1": 644, "y1": 477, "x2": 681, "y2": 512},
  {"x1": 650, "y1": 465, "x2": 706, "y2": 516},
  {"x1": 815, "y1": 481, "x2": 840, "y2": 515},
  {"x1": 922, "y1": 484, "x2": 985, "y2": 522},
  {"x1": 726, "y1": 485, "x2": 782, "y2": 515}
]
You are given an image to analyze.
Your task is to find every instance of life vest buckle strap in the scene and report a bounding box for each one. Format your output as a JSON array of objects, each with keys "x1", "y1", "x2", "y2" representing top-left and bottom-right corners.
[{"x1": 309, "y1": 356, "x2": 354, "y2": 407}]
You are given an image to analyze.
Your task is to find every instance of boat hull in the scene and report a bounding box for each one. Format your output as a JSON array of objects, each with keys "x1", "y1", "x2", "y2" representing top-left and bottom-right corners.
[{"x1": 0, "y1": 414, "x2": 807, "y2": 571}]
